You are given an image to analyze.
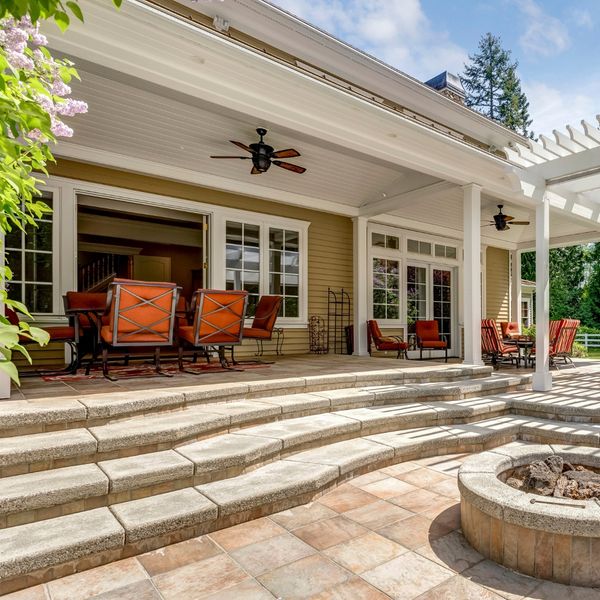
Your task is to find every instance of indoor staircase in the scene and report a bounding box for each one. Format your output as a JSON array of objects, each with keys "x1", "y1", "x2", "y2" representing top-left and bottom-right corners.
[{"x1": 0, "y1": 364, "x2": 598, "y2": 594}]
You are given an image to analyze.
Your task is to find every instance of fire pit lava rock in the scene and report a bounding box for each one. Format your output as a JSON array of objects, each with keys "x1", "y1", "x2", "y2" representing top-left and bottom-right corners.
[{"x1": 458, "y1": 444, "x2": 600, "y2": 586}]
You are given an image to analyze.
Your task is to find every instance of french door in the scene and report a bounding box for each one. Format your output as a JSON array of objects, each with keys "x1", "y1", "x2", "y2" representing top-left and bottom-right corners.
[{"x1": 407, "y1": 263, "x2": 456, "y2": 355}]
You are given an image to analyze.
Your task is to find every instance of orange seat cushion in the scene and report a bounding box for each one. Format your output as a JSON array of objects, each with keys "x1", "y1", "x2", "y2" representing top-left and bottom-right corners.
[
  {"x1": 47, "y1": 326, "x2": 76, "y2": 341},
  {"x1": 377, "y1": 340, "x2": 409, "y2": 351},
  {"x1": 420, "y1": 340, "x2": 447, "y2": 349},
  {"x1": 243, "y1": 327, "x2": 272, "y2": 339},
  {"x1": 101, "y1": 326, "x2": 171, "y2": 345}
]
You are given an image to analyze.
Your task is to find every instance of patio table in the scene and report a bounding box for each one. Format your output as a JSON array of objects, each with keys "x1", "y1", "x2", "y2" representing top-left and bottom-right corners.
[
  {"x1": 65, "y1": 306, "x2": 106, "y2": 374},
  {"x1": 514, "y1": 337, "x2": 534, "y2": 368}
]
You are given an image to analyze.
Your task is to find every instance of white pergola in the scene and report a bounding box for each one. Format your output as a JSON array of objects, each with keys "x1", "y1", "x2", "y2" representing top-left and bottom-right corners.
[{"x1": 503, "y1": 117, "x2": 600, "y2": 391}]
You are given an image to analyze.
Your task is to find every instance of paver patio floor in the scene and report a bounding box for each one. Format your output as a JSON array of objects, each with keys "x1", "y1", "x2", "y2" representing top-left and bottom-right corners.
[{"x1": 9, "y1": 448, "x2": 600, "y2": 600}]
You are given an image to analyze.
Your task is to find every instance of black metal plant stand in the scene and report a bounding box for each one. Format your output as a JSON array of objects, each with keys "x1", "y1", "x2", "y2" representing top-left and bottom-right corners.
[{"x1": 327, "y1": 288, "x2": 351, "y2": 354}]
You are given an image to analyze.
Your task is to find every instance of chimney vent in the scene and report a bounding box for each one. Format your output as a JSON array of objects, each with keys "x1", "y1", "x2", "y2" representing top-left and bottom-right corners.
[{"x1": 425, "y1": 71, "x2": 465, "y2": 105}]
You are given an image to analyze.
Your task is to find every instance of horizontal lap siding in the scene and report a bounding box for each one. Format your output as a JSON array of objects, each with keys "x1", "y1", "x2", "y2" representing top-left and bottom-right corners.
[
  {"x1": 486, "y1": 247, "x2": 509, "y2": 323},
  {"x1": 48, "y1": 160, "x2": 354, "y2": 357}
]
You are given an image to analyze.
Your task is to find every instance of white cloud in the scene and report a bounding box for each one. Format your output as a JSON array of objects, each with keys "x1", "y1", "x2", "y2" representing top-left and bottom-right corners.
[
  {"x1": 523, "y1": 80, "x2": 599, "y2": 136},
  {"x1": 271, "y1": 0, "x2": 468, "y2": 80},
  {"x1": 570, "y1": 8, "x2": 594, "y2": 29},
  {"x1": 517, "y1": 0, "x2": 570, "y2": 57}
]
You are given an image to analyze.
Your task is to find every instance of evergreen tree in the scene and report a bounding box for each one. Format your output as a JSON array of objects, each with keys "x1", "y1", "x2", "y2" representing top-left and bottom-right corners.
[
  {"x1": 461, "y1": 33, "x2": 514, "y2": 121},
  {"x1": 498, "y1": 67, "x2": 533, "y2": 137}
]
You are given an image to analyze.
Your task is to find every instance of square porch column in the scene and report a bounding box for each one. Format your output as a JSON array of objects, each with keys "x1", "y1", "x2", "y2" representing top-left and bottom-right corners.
[
  {"x1": 510, "y1": 250, "x2": 522, "y2": 327},
  {"x1": 463, "y1": 184, "x2": 483, "y2": 365},
  {"x1": 353, "y1": 216, "x2": 369, "y2": 356},
  {"x1": 533, "y1": 196, "x2": 552, "y2": 391}
]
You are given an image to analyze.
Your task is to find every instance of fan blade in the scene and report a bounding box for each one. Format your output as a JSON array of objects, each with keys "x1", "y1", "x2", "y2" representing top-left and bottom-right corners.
[
  {"x1": 210, "y1": 156, "x2": 251, "y2": 159},
  {"x1": 230, "y1": 140, "x2": 254, "y2": 153},
  {"x1": 510, "y1": 221, "x2": 530, "y2": 225},
  {"x1": 272, "y1": 160, "x2": 306, "y2": 174},
  {"x1": 504, "y1": 215, "x2": 515, "y2": 221},
  {"x1": 251, "y1": 166, "x2": 261, "y2": 175},
  {"x1": 271, "y1": 148, "x2": 300, "y2": 159}
]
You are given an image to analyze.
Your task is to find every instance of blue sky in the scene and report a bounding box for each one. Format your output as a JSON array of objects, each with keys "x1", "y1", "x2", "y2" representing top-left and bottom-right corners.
[{"x1": 271, "y1": 0, "x2": 600, "y2": 136}]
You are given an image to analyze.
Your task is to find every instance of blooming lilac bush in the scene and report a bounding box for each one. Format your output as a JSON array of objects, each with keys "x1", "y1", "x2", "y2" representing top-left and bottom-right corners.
[{"x1": 0, "y1": 1, "x2": 120, "y2": 383}]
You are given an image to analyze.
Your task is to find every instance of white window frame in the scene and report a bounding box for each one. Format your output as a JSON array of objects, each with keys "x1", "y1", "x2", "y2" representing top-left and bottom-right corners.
[
  {"x1": 521, "y1": 297, "x2": 532, "y2": 328},
  {"x1": 43, "y1": 175, "x2": 309, "y2": 328}
]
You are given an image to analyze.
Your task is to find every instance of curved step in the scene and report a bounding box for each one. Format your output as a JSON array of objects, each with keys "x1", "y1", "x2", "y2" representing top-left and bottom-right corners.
[
  {"x1": 1, "y1": 364, "x2": 493, "y2": 436},
  {"x1": 2, "y1": 415, "x2": 599, "y2": 593}
]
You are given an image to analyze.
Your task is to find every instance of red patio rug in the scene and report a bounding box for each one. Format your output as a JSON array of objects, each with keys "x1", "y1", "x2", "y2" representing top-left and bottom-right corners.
[{"x1": 41, "y1": 361, "x2": 270, "y2": 381}]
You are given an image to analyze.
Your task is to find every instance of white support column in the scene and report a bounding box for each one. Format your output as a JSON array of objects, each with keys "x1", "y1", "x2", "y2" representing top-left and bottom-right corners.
[
  {"x1": 533, "y1": 196, "x2": 552, "y2": 391},
  {"x1": 510, "y1": 250, "x2": 522, "y2": 327},
  {"x1": 462, "y1": 184, "x2": 483, "y2": 365},
  {"x1": 352, "y1": 216, "x2": 369, "y2": 356}
]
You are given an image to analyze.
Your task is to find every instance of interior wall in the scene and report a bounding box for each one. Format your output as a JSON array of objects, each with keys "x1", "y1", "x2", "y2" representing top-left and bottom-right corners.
[
  {"x1": 50, "y1": 159, "x2": 354, "y2": 356},
  {"x1": 486, "y1": 246, "x2": 510, "y2": 323}
]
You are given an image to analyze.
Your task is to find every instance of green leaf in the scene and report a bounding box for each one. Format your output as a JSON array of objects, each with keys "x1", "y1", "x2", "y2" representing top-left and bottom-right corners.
[
  {"x1": 66, "y1": 1, "x2": 84, "y2": 22},
  {"x1": 28, "y1": 327, "x2": 50, "y2": 346},
  {"x1": 113, "y1": 0, "x2": 123, "y2": 7},
  {"x1": 0, "y1": 360, "x2": 20, "y2": 386},
  {"x1": 54, "y1": 10, "x2": 70, "y2": 31}
]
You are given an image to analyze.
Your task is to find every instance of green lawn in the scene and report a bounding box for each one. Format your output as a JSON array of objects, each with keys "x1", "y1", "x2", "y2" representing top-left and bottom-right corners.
[{"x1": 585, "y1": 348, "x2": 600, "y2": 359}]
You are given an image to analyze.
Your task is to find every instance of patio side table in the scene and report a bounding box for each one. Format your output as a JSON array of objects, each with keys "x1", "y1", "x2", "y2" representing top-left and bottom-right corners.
[{"x1": 514, "y1": 338, "x2": 534, "y2": 368}]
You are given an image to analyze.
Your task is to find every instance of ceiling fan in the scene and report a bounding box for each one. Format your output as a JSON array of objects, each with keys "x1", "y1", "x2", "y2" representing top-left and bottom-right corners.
[
  {"x1": 210, "y1": 128, "x2": 306, "y2": 175},
  {"x1": 484, "y1": 205, "x2": 530, "y2": 231}
]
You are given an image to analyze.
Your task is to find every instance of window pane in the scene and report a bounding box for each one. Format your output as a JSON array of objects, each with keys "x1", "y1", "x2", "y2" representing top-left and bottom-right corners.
[
  {"x1": 226, "y1": 221, "x2": 243, "y2": 244},
  {"x1": 269, "y1": 251, "x2": 282, "y2": 273},
  {"x1": 270, "y1": 273, "x2": 284, "y2": 295},
  {"x1": 387, "y1": 305, "x2": 399, "y2": 319},
  {"x1": 373, "y1": 304, "x2": 386, "y2": 319},
  {"x1": 25, "y1": 252, "x2": 52, "y2": 282},
  {"x1": 446, "y1": 247, "x2": 457, "y2": 259},
  {"x1": 244, "y1": 224, "x2": 260, "y2": 248},
  {"x1": 6, "y1": 282, "x2": 21, "y2": 303},
  {"x1": 284, "y1": 252, "x2": 299, "y2": 274},
  {"x1": 372, "y1": 233, "x2": 385, "y2": 247},
  {"x1": 25, "y1": 221, "x2": 52, "y2": 251},
  {"x1": 269, "y1": 228, "x2": 284, "y2": 250},
  {"x1": 226, "y1": 245, "x2": 242, "y2": 269},
  {"x1": 5, "y1": 228, "x2": 21, "y2": 250},
  {"x1": 285, "y1": 230, "x2": 299, "y2": 251},
  {"x1": 435, "y1": 244, "x2": 445, "y2": 257},
  {"x1": 244, "y1": 248, "x2": 260, "y2": 270},
  {"x1": 420, "y1": 242, "x2": 431, "y2": 255},
  {"x1": 284, "y1": 296, "x2": 299, "y2": 318},
  {"x1": 407, "y1": 239, "x2": 418, "y2": 253},
  {"x1": 25, "y1": 284, "x2": 53, "y2": 313},
  {"x1": 386, "y1": 235, "x2": 399, "y2": 250},
  {"x1": 7, "y1": 250, "x2": 22, "y2": 281}
]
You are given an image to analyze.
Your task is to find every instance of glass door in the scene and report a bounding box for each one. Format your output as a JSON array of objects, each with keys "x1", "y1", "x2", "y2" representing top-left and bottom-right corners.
[
  {"x1": 432, "y1": 267, "x2": 453, "y2": 349},
  {"x1": 407, "y1": 265, "x2": 427, "y2": 336}
]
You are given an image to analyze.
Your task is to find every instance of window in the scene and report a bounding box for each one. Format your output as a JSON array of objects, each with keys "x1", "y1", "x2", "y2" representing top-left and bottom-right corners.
[
  {"x1": 372, "y1": 258, "x2": 399, "y2": 319},
  {"x1": 269, "y1": 228, "x2": 299, "y2": 318},
  {"x1": 433, "y1": 268, "x2": 452, "y2": 347},
  {"x1": 522, "y1": 298, "x2": 531, "y2": 328},
  {"x1": 434, "y1": 244, "x2": 457, "y2": 259},
  {"x1": 225, "y1": 219, "x2": 304, "y2": 320},
  {"x1": 226, "y1": 221, "x2": 260, "y2": 315},
  {"x1": 407, "y1": 239, "x2": 431, "y2": 255},
  {"x1": 372, "y1": 232, "x2": 399, "y2": 250},
  {"x1": 5, "y1": 192, "x2": 54, "y2": 313}
]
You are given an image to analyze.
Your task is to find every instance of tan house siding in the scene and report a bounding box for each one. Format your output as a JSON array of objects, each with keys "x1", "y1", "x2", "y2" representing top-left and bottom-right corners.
[
  {"x1": 48, "y1": 160, "x2": 354, "y2": 356},
  {"x1": 486, "y1": 247, "x2": 509, "y2": 323}
]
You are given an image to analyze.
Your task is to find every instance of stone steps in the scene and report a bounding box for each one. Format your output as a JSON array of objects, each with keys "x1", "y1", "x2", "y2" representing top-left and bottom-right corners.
[
  {"x1": 1, "y1": 364, "x2": 493, "y2": 437},
  {"x1": 0, "y1": 374, "x2": 527, "y2": 476},
  {"x1": 3, "y1": 414, "x2": 600, "y2": 594}
]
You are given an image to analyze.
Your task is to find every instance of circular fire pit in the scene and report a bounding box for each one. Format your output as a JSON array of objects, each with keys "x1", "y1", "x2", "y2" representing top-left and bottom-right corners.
[{"x1": 459, "y1": 445, "x2": 600, "y2": 586}]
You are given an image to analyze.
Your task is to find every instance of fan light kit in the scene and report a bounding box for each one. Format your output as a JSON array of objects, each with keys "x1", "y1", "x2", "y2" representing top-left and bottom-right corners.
[
  {"x1": 484, "y1": 205, "x2": 530, "y2": 232},
  {"x1": 210, "y1": 128, "x2": 306, "y2": 175}
]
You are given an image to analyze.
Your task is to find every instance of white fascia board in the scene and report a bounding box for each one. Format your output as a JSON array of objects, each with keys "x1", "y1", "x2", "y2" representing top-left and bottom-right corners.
[
  {"x1": 54, "y1": 143, "x2": 358, "y2": 217},
  {"x1": 193, "y1": 0, "x2": 526, "y2": 149},
  {"x1": 517, "y1": 231, "x2": 600, "y2": 251},
  {"x1": 44, "y1": 0, "x2": 521, "y2": 200}
]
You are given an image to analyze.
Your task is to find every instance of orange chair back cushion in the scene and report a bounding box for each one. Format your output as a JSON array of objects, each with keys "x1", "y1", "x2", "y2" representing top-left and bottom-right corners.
[
  {"x1": 251, "y1": 296, "x2": 282, "y2": 332},
  {"x1": 191, "y1": 290, "x2": 248, "y2": 345},
  {"x1": 500, "y1": 322, "x2": 520, "y2": 338},
  {"x1": 415, "y1": 320, "x2": 439, "y2": 341}
]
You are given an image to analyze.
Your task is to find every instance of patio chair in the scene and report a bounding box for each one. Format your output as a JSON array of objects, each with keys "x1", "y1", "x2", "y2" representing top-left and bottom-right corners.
[
  {"x1": 100, "y1": 278, "x2": 181, "y2": 380},
  {"x1": 500, "y1": 321, "x2": 520, "y2": 341},
  {"x1": 6, "y1": 307, "x2": 80, "y2": 376},
  {"x1": 231, "y1": 295, "x2": 282, "y2": 364},
  {"x1": 415, "y1": 320, "x2": 448, "y2": 362},
  {"x1": 531, "y1": 319, "x2": 580, "y2": 369},
  {"x1": 178, "y1": 289, "x2": 248, "y2": 373},
  {"x1": 481, "y1": 319, "x2": 517, "y2": 368},
  {"x1": 367, "y1": 320, "x2": 409, "y2": 359}
]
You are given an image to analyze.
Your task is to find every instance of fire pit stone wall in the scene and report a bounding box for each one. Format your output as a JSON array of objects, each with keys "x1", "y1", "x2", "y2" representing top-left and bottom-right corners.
[{"x1": 459, "y1": 444, "x2": 600, "y2": 586}]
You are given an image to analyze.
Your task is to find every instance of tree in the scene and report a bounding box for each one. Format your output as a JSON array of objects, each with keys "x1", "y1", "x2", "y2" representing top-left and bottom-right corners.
[
  {"x1": 580, "y1": 244, "x2": 600, "y2": 328},
  {"x1": 461, "y1": 33, "x2": 514, "y2": 121},
  {"x1": 521, "y1": 246, "x2": 588, "y2": 321},
  {"x1": 0, "y1": 0, "x2": 120, "y2": 383},
  {"x1": 462, "y1": 33, "x2": 533, "y2": 137},
  {"x1": 498, "y1": 67, "x2": 533, "y2": 137}
]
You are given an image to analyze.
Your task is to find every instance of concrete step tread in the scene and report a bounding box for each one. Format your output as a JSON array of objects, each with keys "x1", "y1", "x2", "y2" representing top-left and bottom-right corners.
[
  {"x1": 2, "y1": 410, "x2": 599, "y2": 585},
  {"x1": 0, "y1": 365, "x2": 496, "y2": 435}
]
